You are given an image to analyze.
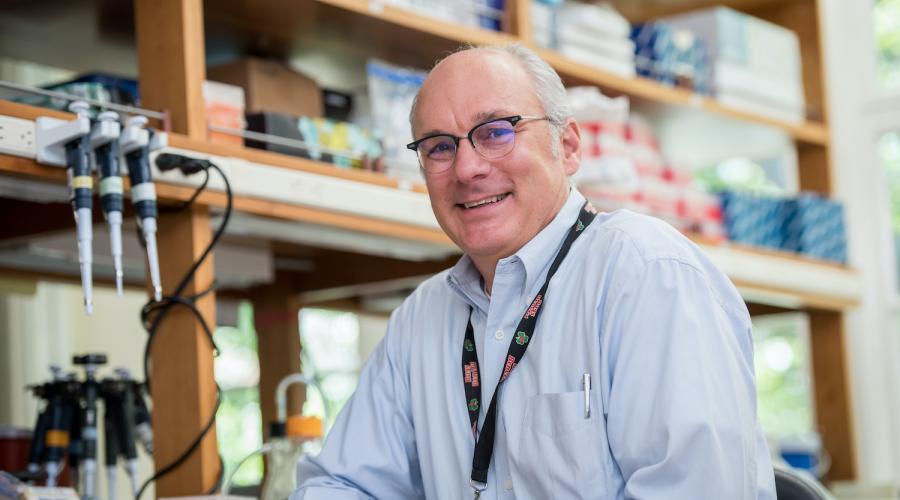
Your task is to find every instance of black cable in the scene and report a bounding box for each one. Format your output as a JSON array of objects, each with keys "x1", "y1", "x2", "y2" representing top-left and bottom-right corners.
[
  {"x1": 161, "y1": 168, "x2": 211, "y2": 214},
  {"x1": 135, "y1": 160, "x2": 232, "y2": 500},
  {"x1": 171, "y1": 164, "x2": 232, "y2": 299}
]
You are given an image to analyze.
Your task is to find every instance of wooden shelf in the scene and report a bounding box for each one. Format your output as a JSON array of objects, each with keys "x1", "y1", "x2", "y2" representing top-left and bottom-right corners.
[
  {"x1": 696, "y1": 240, "x2": 859, "y2": 311},
  {"x1": 315, "y1": 0, "x2": 518, "y2": 47},
  {"x1": 0, "y1": 100, "x2": 449, "y2": 247},
  {"x1": 604, "y1": 0, "x2": 800, "y2": 23},
  {"x1": 206, "y1": 0, "x2": 829, "y2": 146},
  {"x1": 537, "y1": 49, "x2": 830, "y2": 146}
]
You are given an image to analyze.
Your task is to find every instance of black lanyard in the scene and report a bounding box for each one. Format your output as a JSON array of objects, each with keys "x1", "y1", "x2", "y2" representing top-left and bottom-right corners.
[{"x1": 461, "y1": 202, "x2": 597, "y2": 491}]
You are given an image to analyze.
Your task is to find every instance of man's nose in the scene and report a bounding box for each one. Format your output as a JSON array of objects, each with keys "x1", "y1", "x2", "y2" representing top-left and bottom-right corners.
[{"x1": 452, "y1": 139, "x2": 491, "y2": 183}]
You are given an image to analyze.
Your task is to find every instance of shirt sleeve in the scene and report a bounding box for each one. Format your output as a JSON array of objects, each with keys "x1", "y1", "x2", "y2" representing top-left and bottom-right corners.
[
  {"x1": 293, "y1": 311, "x2": 424, "y2": 499},
  {"x1": 600, "y1": 256, "x2": 765, "y2": 499}
]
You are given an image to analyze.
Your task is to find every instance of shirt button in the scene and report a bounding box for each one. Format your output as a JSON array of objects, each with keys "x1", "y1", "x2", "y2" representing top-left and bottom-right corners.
[
  {"x1": 504, "y1": 478, "x2": 513, "y2": 490},
  {"x1": 494, "y1": 329, "x2": 505, "y2": 340}
]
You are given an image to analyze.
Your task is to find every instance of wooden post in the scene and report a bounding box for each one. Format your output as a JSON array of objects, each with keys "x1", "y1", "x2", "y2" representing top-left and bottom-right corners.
[
  {"x1": 135, "y1": 0, "x2": 208, "y2": 139},
  {"x1": 252, "y1": 284, "x2": 304, "y2": 442},
  {"x1": 506, "y1": 0, "x2": 533, "y2": 43},
  {"x1": 808, "y1": 309, "x2": 857, "y2": 481},
  {"x1": 149, "y1": 206, "x2": 219, "y2": 497}
]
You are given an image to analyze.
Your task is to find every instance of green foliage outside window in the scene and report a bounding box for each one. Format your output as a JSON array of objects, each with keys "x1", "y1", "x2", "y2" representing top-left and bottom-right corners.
[
  {"x1": 753, "y1": 315, "x2": 814, "y2": 439},
  {"x1": 214, "y1": 302, "x2": 263, "y2": 488},
  {"x1": 874, "y1": 0, "x2": 900, "y2": 88}
]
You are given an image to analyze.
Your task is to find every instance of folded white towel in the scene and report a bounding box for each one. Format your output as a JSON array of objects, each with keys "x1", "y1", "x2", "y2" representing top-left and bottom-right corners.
[
  {"x1": 714, "y1": 61, "x2": 805, "y2": 111},
  {"x1": 716, "y1": 92, "x2": 805, "y2": 124},
  {"x1": 558, "y1": 29, "x2": 635, "y2": 61},
  {"x1": 557, "y1": 2, "x2": 631, "y2": 39},
  {"x1": 560, "y1": 45, "x2": 636, "y2": 78}
]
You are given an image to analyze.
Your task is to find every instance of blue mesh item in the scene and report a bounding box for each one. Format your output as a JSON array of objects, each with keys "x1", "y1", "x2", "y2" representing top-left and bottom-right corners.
[
  {"x1": 632, "y1": 22, "x2": 675, "y2": 83},
  {"x1": 631, "y1": 22, "x2": 711, "y2": 93},
  {"x1": 719, "y1": 191, "x2": 786, "y2": 250},
  {"x1": 782, "y1": 193, "x2": 848, "y2": 264},
  {"x1": 476, "y1": 0, "x2": 505, "y2": 31}
]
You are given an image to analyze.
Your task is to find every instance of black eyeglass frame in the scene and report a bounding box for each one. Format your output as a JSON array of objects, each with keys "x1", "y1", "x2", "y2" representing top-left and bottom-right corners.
[{"x1": 406, "y1": 114, "x2": 551, "y2": 172}]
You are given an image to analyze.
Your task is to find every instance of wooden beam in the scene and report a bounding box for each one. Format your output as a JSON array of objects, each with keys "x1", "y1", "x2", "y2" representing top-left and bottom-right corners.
[
  {"x1": 797, "y1": 142, "x2": 832, "y2": 195},
  {"x1": 274, "y1": 247, "x2": 456, "y2": 293},
  {"x1": 149, "y1": 206, "x2": 219, "y2": 496},
  {"x1": 505, "y1": 0, "x2": 532, "y2": 43},
  {"x1": 135, "y1": 0, "x2": 208, "y2": 139},
  {"x1": 252, "y1": 284, "x2": 304, "y2": 442},
  {"x1": 0, "y1": 152, "x2": 452, "y2": 247},
  {"x1": 807, "y1": 309, "x2": 857, "y2": 481}
]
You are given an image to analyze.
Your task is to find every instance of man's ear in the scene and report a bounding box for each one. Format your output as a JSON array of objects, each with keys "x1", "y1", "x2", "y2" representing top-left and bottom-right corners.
[{"x1": 560, "y1": 118, "x2": 581, "y2": 176}]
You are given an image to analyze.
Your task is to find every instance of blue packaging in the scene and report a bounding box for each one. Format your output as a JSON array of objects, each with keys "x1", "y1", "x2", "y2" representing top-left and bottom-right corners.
[
  {"x1": 719, "y1": 191, "x2": 786, "y2": 250},
  {"x1": 632, "y1": 23, "x2": 676, "y2": 84},
  {"x1": 632, "y1": 22, "x2": 712, "y2": 93},
  {"x1": 782, "y1": 193, "x2": 848, "y2": 264},
  {"x1": 476, "y1": 0, "x2": 505, "y2": 31}
]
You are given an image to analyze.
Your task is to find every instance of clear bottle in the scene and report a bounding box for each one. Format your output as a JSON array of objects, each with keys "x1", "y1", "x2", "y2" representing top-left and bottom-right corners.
[{"x1": 260, "y1": 416, "x2": 323, "y2": 500}]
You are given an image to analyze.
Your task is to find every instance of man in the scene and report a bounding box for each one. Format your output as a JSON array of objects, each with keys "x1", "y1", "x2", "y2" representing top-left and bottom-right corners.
[{"x1": 295, "y1": 44, "x2": 776, "y2": 499}]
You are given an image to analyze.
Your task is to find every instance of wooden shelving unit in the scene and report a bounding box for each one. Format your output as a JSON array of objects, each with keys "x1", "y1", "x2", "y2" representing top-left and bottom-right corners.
[{"x1": 0, "y1": 0, "x2": 856, "y2": 493}]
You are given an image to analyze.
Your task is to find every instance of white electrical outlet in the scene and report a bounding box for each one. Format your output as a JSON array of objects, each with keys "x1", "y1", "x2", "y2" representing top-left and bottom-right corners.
[{"x1": 0, "y1": 115, "x2": 37, "y2": 159}]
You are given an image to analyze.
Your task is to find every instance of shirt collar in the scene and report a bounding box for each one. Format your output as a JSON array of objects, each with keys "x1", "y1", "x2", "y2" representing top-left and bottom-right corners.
[{"x1": 447, "y1": 188, "x2": 586, "y2": 310}]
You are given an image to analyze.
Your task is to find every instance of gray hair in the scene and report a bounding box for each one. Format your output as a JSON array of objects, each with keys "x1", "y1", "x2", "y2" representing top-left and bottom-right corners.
[{"x1": 409, "y1": 44, "x2": 572, "y2": 155}]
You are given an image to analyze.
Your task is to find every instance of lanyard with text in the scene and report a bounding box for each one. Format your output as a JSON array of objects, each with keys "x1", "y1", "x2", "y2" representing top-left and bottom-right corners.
[{"x1": 461, "y1": 201, "x2": 596, "y2": 497}]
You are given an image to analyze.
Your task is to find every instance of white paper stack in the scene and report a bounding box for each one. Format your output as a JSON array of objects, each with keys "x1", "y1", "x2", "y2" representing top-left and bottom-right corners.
[
  {"x1": 531, "y1": 1, "x2": 556, "y2": 48},
  {"x1": 555, "y1": 2, "x2": 635, "y2": 78},
  {"x1": 662, "y1": 7, "x2": 806, "y2": 123}
]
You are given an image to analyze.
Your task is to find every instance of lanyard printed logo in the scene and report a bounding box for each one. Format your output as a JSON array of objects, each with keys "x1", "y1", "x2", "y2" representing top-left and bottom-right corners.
[
  {"x1": 514, "y1": 331, "x2": 529, "y2": 346},
  {"x1": 461, "y1": 202, "x2": 597, "y2": 491}
]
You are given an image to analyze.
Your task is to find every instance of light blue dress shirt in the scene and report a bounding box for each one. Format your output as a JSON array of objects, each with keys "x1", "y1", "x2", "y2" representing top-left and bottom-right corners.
[{"x1": 294, "y1": 189, "x2": 777, "y2": 499}]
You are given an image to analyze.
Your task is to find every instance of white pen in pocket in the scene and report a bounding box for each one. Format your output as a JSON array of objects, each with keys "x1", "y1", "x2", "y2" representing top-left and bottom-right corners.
[{"x1": 583, "y1": 373, "x2": 591, "y2": 419}]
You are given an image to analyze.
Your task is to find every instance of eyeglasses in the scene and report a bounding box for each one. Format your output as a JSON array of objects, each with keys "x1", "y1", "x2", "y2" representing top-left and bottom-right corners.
[{"x1": 406, "y1": 115, "x2": 550, "y2": 174}]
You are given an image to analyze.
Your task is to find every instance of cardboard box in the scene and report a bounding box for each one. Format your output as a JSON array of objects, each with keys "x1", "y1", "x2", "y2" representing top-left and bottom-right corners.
[
  {"x1": 202, "y1": 80, "x2": 245, "y2": 146},
  {"x1": 207, "y1": 58, "x2": 323, "y2": 118}
]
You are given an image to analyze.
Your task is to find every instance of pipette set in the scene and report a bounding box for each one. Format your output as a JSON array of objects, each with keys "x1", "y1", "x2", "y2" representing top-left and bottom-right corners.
[
  {"x1": 35, "y1": 102, "x2": 167, "y2": 314},
  {"x1": 23, "y1": 357, "x2": 153, "y2": 500}
]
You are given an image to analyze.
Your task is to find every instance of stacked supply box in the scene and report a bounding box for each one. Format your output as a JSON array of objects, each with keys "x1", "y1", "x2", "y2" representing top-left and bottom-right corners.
[
  {"x1": 661, "y1": 7, "x2": 806, "y2": 123},
  {"x1": 567, "y1": 86, "x2": 636, "y2": 193},
  {"x1": 631, "y1": 22, "x2": 712, "y2": 93},
  {"x1": 394, "y1": 0, "x2": 505, "y2": 31},
  {"x1": 203, "y1": 80, "x2": 245, "y2": 146},
  {"x1": 555, "y1": 2, "x2": 636, "y2": 78},
  {"x1": 720, "y1": 191, "x2": 848, "y2": 262},
  {"x1": 366, "y1": 59, "x2": 427, "y2": 181},
  {"x1": 783, "y1": 193, "x2": 848, "y2": 263},
  {"x1": 246, "y1": 112, "x2": 384, "y2": 172},
  {"x1": 531, "y1": 0, "x2": 558, "y2": 49},
  {"x1": 566, "y1": 86, "x2": 725, "y2": 241},
  {"x1": 720, "y1": 192, "x2": 787, "y2": 250},
  {"x1": 208, "y1": 58, "x2": 323, "y2": 118}
]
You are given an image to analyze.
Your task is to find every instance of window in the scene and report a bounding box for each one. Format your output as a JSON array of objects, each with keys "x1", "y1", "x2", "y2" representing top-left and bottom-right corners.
[
  {"x1": 753, "y1": 313, "x2": 815, "y2": 440},
  {"x1": 299, "y1": 309, "x2": 363, "y2": 428},
  {"x1": 214, "y1": 301, "x2": 263, "y2": 488},
  {"x1": 873, "y1": 0, "x2": 900, "y2": 88},
  {"x1": 879, "y1": 131, "x2": 900, "y2": 290}
]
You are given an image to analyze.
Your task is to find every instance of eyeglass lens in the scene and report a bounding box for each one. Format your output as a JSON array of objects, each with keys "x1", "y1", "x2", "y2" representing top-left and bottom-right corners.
[{"x1": 417, "y1": 119, "x2": 517, "y2": 168}]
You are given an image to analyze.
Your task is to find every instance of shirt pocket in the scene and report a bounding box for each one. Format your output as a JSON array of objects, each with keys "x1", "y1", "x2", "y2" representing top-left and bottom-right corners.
[{"x1": 510, "y1": 391, "x2": 608, "y2": 500}]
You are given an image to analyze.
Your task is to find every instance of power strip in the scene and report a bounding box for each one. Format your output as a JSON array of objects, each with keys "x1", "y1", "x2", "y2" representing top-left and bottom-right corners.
[{"x1": 0, "y1": 115, "x2": 37, "y2": 158}]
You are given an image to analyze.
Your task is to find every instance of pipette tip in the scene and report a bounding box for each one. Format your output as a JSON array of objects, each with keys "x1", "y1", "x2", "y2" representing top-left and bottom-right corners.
[
  {"x1": 85, "y1": 299, "x2": 93, "y2": 316},
  {"x1": 115, "y1": 271, "x2": 124, "y2": 296},
  {"x1": 153, "y1": 286, "x2": 162, "y2": 302}
]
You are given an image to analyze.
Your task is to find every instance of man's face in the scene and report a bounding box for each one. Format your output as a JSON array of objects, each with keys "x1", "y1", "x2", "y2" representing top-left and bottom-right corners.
[{"x1": 412, "y1": 51, "x2": 580, "y2": 263}]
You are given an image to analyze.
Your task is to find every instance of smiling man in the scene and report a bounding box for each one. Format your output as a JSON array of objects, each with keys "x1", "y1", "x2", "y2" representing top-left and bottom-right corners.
[{"x1": 294, "y1": 45, "x2": 776, "y2": 499}]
